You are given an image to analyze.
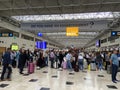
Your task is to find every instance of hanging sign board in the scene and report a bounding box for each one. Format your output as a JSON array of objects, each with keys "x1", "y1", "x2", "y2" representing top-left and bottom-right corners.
[{"x1": 66, "y1": 27, "x2": 79, "y2": 36}]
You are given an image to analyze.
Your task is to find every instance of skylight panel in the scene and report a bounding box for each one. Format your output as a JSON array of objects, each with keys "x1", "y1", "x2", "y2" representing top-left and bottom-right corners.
[{"x1": 11, "y1": 12, "x2": 120, "y2": 22}]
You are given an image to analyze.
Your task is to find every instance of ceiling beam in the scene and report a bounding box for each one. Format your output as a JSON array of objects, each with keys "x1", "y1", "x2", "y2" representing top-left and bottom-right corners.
[
  {"x1": 49, "y1": 37, "x2": 94, "y2": 39},
  {"x1": 0, "y1": 2, "x2": 120, "y2": 11},
  {"x1": 0, "y1": 0, "x2": 9, "y2": 1}
]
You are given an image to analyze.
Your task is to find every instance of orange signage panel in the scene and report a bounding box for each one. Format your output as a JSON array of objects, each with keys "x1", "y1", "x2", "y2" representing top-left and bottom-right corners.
[{"x1": 66, "y1": 27, "x2": 79, "y2": 36}]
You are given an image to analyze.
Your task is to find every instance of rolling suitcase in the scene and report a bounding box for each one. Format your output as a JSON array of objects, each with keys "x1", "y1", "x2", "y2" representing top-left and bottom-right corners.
[
  {"x1": 62, "y1": 61, "x2": 67, "y2": 69},
  {"x1": 54, "y1": 61, "x2": 58, "y2": 69},
  {"x1": 74, "y1": 65, "x2": 79, "y2": 72},
  {"x1": 84, "y1": 59, "x2": 88, "y2": 69},
  {"x1": 28, "y1": 62, "x2": 35, "y2": 74},
  {"x1": 90, "y1": 62, "x2": 96, "y2": 71}
]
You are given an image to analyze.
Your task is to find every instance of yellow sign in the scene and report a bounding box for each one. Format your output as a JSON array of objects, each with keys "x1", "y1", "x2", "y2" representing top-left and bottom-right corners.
[
  {"x1": 66, "y1": 27, "x2": 79, "y2": 36},
  {"x1": 11, "y1": 45, "x2": 19, "y2": 50}
]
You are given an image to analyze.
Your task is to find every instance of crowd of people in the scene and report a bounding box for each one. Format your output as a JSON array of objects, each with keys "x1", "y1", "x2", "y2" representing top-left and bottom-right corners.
[{"x1": 0, "y1": 47, "x2": 120, "y2": 83}]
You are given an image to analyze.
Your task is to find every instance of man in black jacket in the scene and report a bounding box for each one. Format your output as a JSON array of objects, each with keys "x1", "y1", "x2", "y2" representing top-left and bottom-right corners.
[
  {"x1": 0, "y1": 48, "x2": 12, "y2": 81},
  {"x1": 18, "y1": 49, "x2": 27, "y2": 74}
]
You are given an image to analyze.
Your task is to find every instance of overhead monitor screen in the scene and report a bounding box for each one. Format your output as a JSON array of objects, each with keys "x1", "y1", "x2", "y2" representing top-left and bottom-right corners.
[{"x1": 36, "y1": 41, "x2": 47, "y2": 49}]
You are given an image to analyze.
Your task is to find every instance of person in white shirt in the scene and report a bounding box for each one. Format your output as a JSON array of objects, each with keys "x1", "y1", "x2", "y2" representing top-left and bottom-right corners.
[
  {"x1": 78, "y1": 54, "x2": 84, "y2": 71},
  {"x1": 66, "y1": 50, "x2": 73, "y2": 71}
]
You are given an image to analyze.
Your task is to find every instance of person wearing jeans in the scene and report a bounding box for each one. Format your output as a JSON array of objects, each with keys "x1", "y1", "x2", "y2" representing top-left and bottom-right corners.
[
  {"x1": 44, "y1": 57, "x2": 48, "y2": 66},
  {"x1": 66, "y1": 50, "x2": 73, "y2": 71},
  {"x1": 98, "y1": 61, "x2": 103, "y2": 70},
  {"x1": 110, "y1": 50, "x2": 119, "y2": 83},
  {"x1": 95, "y1": 52, "x2": 103, "y2": 71},
  {"x1": 0, "y1": 48, "x2": 12, "y2": 81},
  {"x1": 78, "y1": 54, "x2": 84, "y2": 71},
  {"x1": 67, "y1": 60, "x2": 73, "y2": 70}
]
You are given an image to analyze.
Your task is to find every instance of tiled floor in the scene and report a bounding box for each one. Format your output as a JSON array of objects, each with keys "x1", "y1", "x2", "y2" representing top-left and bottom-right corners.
[{"x1": 0, "y1": 67, "x2": 120, "y2": 90}]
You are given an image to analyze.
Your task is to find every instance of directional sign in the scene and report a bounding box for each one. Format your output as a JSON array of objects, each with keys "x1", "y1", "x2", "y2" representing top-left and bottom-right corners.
[
  {"x1": 0, "y1": 33, "x2": 13, "y2": 37},
  {"x1": 66, "y1": 27, "x2": 79, "y2": 36}
]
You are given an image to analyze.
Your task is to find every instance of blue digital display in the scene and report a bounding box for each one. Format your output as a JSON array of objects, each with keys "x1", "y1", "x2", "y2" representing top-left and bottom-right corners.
[
  {"x1": 36, "y1": 41, "x2": 47, "y2": 49},
  {"x1": 111, "y1": 31, "x2": 117, "y2": 36},
  {"x1": 9, "y1": 33, "x2": 13, "y2": 37},
  {"x1": 37, "y1": 32, "x2": 43, "y2": 37}
]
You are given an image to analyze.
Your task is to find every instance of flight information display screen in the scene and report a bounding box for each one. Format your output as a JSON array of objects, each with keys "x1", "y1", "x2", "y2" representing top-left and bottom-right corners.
[{"x1": 36, "y1": 41, "x2": 47, "y2": 49}]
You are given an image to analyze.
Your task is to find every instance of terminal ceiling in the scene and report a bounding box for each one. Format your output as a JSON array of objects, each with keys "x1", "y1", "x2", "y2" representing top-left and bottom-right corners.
[{"x1": 0, "y1": 0, "x2": 120, "y2": 48}]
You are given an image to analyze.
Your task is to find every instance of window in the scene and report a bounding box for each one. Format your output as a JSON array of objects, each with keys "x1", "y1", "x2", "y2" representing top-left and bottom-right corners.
[
  {"x1": 108, "y1": 36, "x2": 119, "y2": 41},
  {"x1": 101, "y1": 38, "x2": 107, "y2": 43}
]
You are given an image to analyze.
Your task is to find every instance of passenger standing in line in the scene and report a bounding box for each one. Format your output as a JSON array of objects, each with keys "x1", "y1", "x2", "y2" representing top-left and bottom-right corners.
[
  {"x1": 26, "y1": 50, "x2": 30, "y2": 61},
  {"x1": 15, "y1": 50, "x2": 20, "y2": 68},
  {"x1": 110, "y1": 50, "x2": 119, "y2": 83},
  {"x1": 59, "y1": 51, "x2": 64, "y2": 68},
  {"x1": 0, "y1": 48, "x2": 12, "y2": 81},
  {"x1": 95, "y1": 52, "x2": 103, "y2": 71},
  {"x1": 50, "y1": 50, "x2": 55, "y2": 68},
  {"x1": 85, "y1": 53, "x2": 91, "y2": 65},
  {"x1": 78, "y1": 54, "x2": 84, "y2": 71},
  {"x1": 36, "y1": 50, "x2": 42, "y2": 68},
  {"x1": 37, "y1": 51, "x2": 45, "y2": 68},
  {"x1": 54, "y1": 51, "x2": 59, "y2": 69},
  {"x1": 105, "y1": 52, "x2": 110, "y2": 70},
  {"x1": 18, "y1": 49, "x2": 27, "y2": 74},
  {"x1": 11, "y1": 51, "x2": 16, "y2": 68},
  {"x1": 40, "y1": 51, "x2": 45, "y2": 68},
  {"x1": 34, "y1": 49, "x2": 38, "y2": 61},
  {"x1": 43, "y1": 51, "x2": 48, "y2": 66},
  {"x1": 74, "y1": 49, "x2": 79, "y2": 65},
  {"x1": 66, "y1": 50, "x2": 73, "y2": 71}
]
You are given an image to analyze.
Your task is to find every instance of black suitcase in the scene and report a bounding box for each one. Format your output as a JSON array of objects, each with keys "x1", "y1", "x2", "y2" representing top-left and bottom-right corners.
[{"x1": 74, "y1": 65, "x2": 79, "y2": 72}]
